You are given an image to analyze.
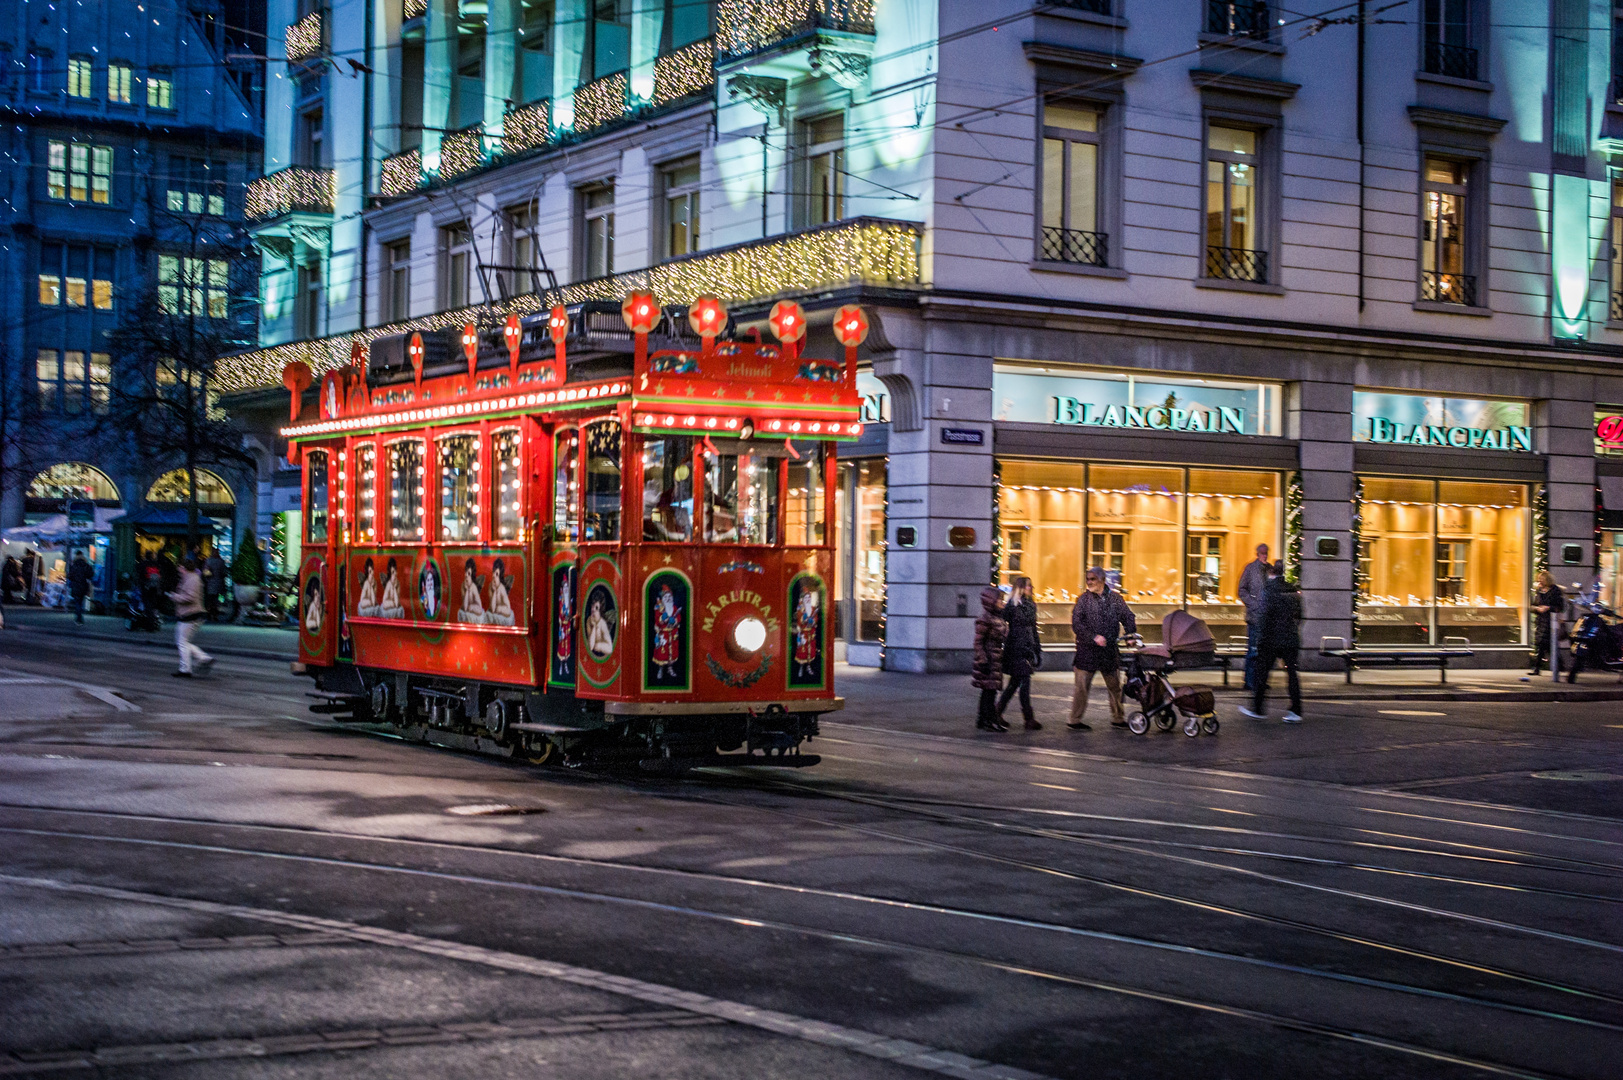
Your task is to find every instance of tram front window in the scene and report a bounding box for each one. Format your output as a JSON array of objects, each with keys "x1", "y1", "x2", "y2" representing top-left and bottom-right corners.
[
  {"x1": 641, "y1": 435, "x2": 693, "y2": 541},
  {"x1": 705, "y1": 449, "x2": 778, "y2": 545},
  {"x1": 437, "y1": 433, "x2": 480, "y2": 541},
  {"x1": 583, "y1": 421, "x2": 622, "y2": 540},
  {"x1": 784, "y1": 448, "x2": 825, "y2": 546},
  {"x1": 387, "y1": 440, "x2": 426, "y2": 540}
]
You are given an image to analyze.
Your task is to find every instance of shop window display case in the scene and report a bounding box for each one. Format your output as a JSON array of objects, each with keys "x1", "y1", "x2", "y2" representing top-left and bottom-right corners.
[{"x1": 1357, "y1": 478, "x2": 1527, "y2": 646}]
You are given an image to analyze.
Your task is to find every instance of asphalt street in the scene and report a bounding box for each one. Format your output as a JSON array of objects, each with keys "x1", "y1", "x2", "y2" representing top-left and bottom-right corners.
[{"x1": 0, "y1": 627, "x2": 1620, "y2": 1079}]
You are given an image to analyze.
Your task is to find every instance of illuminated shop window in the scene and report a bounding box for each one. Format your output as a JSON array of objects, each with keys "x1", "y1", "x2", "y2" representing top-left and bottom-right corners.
[
  {"x1": 704, "y1": 446, "x2": 779, "y2": 545},
  {"x1": 640, "y1": 435, "x2": 692, "y2": 542},
  {"x1": 387, "y1": 439, "x2": 426, "y2": 540},
  {"x1": 354, "y1": 443, "x2": 376, "y2": 541},
  {"x1": 583, "y1": 420, "x2": 622, "y2": 541},
  {"x1": 784, "y1": 448, "x2": 826, "y2": 546},
  {"x1": 553, "y1": 429, "x2": 580, "y2": 542},
  {"x1": 438, "y1": 433, "x2": 480, "y2": 541},
  {"x1": 1357, "y1": 478, "x2": 1527, "y2": 646},
  {"x1": 306, "y1": 449, "x2": 329, "y2": 543},
  {"x1": 853, "y1": 458, "x2": 886, "y2": 641},
  {"x1": 493, "y1": 429, "x2": 521, "y2": 540}
]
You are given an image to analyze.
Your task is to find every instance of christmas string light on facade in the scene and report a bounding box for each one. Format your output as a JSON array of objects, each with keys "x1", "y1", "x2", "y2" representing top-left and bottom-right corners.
[
  {"x1": 218, "y1": 218, "x2": 922, "y2": 393},
  {"x1": 438, "y1": 124, "x2": 487, "y2": 179},
  {"x1": 403, "y1": 0, "x2": 427, "y2": 19},
  {"x1": 653, "y1": 38, "x2": 715, "y2": 106},
  {"x1": 715, "y1": 0, "x2": 876, "y2": 60},
  {"x1": 502, "y1": 99, "x2": 552, "y2": 156},
  {"x1": 245, "y1": 166, "x2": 335, "y2": 220},
  {"x1": 378, "y1": 148, "x2": 423, "y2": 198},
  {"x1": 573, "y1": 71, "x2": 629, "y2": 133},
  {"x1": 284, "y1": 10, "x2": 322, "y2": 63}
]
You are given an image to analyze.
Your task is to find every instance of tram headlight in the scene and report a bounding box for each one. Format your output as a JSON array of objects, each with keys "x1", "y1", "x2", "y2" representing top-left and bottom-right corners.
[{"x1": 732, "y1": 617, "x2": 767, "y2": 655}]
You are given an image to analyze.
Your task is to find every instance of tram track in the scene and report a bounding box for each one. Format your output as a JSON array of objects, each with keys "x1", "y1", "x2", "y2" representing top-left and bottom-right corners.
[
  {"x1": 0, "y1": 828, "x2": 1606, "y2": 1080},
  {"x1": 2, "y1": 801, "x2": 1620, "y2": 1024}
]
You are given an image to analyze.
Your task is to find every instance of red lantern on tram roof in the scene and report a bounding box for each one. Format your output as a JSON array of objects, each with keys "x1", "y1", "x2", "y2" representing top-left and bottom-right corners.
[
  {"x1": 621, "y1": 291, "x2": 660, "y2": 334},
  {"x1": 832, "y1": 304, "x2": 869, "y2": 348},
  {"x1": 688, "y1": 295, "x2": 726, "y2": 338},
  {"x1": 407, "y1": 332, "x2": 425, "y2": 387},
  {"x1": 547, "y1": 305, "x2": 569, "y2": 345},
  {"x1": 767, "y1": 299, "x2": 807, "y2": 344},
  {"x1": 461, "y1": 322, "x2": 479, "y2": 380},
  {"x1": 282, "y1": 360, "x2": 312, "y2": 423},
  {"x1": 503, "y1": 313, "x2": 522, "y2": 375},
  {"x1": 350, "y1": 339, "x2": 366, "y2": 366}
]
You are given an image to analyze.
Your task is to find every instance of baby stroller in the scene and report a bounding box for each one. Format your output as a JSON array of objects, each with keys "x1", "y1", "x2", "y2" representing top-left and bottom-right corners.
[{"x1": 1121, "y1": 611, "x2": 1220, "y2": 737}]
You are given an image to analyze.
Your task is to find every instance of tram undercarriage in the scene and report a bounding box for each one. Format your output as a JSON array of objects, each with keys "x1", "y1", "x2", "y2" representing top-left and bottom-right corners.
[{"x1": 303, "y1": 663, "x2": 827, "y2": 772}]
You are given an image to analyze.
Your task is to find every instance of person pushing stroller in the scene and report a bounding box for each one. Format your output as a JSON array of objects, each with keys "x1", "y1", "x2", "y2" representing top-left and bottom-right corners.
[{"x1": 1069, "y1": 567, "x2": 1137, "y2": 730}]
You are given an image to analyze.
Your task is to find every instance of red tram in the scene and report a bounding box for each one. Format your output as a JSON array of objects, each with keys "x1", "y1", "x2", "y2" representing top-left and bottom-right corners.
[{"x1": 281, "y1": 293, "x2": 868, "y2": 770}]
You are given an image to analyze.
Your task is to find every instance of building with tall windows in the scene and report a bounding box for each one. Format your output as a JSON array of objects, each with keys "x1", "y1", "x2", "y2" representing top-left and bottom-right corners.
[
  {"x1": 0, "y1": 0, "x2": 264, "y2": 603},
  {"x1": 227, "y1": 0, "x2": 1623, "y2": 669}
]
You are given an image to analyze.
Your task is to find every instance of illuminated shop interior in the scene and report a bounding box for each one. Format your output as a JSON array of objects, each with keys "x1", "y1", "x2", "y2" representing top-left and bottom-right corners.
[
  {"x1": 1356, "y1": 478, "x2": 1528, "y2": 646},
  {"x1": 997, "y1": 461, "x2": 1280, "y2": 644}
]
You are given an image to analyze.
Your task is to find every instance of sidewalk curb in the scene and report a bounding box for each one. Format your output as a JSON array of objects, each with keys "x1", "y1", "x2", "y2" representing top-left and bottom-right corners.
[
  {"x1": 4, "y1": 623, "x2": 295, "y2": 663},
  {"x1": 1212, "y1": 685, "x2": 1623, "y2": 703}
]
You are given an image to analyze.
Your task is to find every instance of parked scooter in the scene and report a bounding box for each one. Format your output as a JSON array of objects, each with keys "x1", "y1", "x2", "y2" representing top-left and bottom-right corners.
[{"x1": 1567, "y1": 598, "x2": 1623, "y2": 682}]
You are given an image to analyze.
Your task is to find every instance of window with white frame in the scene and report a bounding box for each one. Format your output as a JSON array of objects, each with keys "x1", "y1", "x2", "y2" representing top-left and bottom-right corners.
[
  {"x1": 504, "y1": 203, "x2": 541, "y2": 296},
  {"x1": 34, "y1": 349, "x2": 110, "y2": 416},
  {"x1": 442, "y1": 222, "x2": 473, "y2": 309},
  {"x1": 1420, "y1": 155, "x2": 1474, "y2": 305},
  {"x1": 46, "y1": 141, "x2": 112, "y2": 204},
  {"x1": 108, "y1": 61, "x2": 132, "y2": 104},
  {"x1": 37, "y1": 244, "x2": 115, "y2": 311},
  {"x1": 1039, "y1": 98, "x2": 1104, "y2": 266},
  {"x1": 166, "y1": 157, "x2": 227, "y2": 216},
  {"x1": 67, "y1": 56, "x2": 93, "y2": 98},
  {"x1": 579, "y1": 184, "x2": 614, "y2": 279},
  {"x1": 800, "y1": 115, "x2": 844, "y2": 228},
  {"x1": 1422, "y1": 0, "x2": 1477, "y2": 80},
  {"x1": 295, "y1": 259, "x2": 322, "y2": 337},
  {"x1": 661, "y1": 157, "x2": 701, "y2": 258},
  {"x1": 1204, "y1": 125, "x2": 1265, "y2": 283},
  {"x1": 383, "y1": 239, "x2": 411, "y2": 322}
]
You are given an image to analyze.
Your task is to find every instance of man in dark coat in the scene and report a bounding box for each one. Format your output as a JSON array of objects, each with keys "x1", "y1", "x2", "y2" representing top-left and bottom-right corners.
[
  {"x1": 202, "y1": 549, "x2": 228, "y2": 622},
  {"x1": 1242, "y1": 562, "x2": 1302, "y2": 723},
  {"x1": 971, "y1": 586, "x2": 1008, "y2": 732},
  {"x1": 67, "y1": 552, "x2": 94, "y2": 624},
  {"x1": 1069, "y1": 567, "x2": 1137, "y2": 730},
  {"x1": 1237, "y1": 543, "x2": 1271, "y2": 690}
]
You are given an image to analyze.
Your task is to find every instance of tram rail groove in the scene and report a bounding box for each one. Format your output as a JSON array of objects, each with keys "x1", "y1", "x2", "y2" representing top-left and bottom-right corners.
[
  {"x1": 0, "y1": 870, "x2": 1598, "y2": 1080},
  {"x1": 4, "y1": 814, "x2": 1622, "y2": 1030}
]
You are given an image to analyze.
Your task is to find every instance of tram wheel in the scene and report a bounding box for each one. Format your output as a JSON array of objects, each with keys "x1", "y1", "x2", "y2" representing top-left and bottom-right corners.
[
  {"x1": 369, "y1": 682, "x2": 392, "y2": 723},
  {"x1": 484, "y1": 700, "x2": 508, "y2": 737},
  {"x1": 1126, "y1": 710, "x2": 1148, "y2": 735}
]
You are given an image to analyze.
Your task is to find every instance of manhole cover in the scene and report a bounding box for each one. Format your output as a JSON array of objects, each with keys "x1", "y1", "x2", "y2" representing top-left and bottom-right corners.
[
  {"x1": 445, "y1": 803, "x2": 546, "y2": 816},
  {"x1": 1530, "y1": 770, "x2": 1623, "y2": 782}
]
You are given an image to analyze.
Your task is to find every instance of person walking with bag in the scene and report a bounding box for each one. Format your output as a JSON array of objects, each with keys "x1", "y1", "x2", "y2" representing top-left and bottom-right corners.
[
  {"x1": 972, "y1": 585, "x2": 1009, "y2": 732},
  {"x1": 998, "y1": 576, "x2": 1042, "y2": 730},
  {"x1": 1241, "y1": 562, "x2": 1302, "y2": 723},
  {"x1": 1069, "y1": 567, "x2": 1137, "y2": 731},
  {"x1": 166, "y1": 558, "x2": 215, "y2": 678}
]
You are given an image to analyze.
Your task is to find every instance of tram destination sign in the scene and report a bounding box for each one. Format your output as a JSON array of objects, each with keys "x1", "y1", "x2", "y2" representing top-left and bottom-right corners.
[{"x1": 1353, "y1": 392, "x2": 1532, "y2": 453}]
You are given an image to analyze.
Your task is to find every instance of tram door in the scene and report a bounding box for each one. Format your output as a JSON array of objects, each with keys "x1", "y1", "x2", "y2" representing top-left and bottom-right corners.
[{"x1": 542, "y1": 424, "x2": 581, "y2": 691}]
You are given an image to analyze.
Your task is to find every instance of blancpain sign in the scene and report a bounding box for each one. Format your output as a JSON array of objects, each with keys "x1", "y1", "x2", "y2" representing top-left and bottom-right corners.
[
  {"x1": 1353, "y1": 392, "x2": 1533, "y2": 453},
  {"x1": 1052, "y1": 398, "x2": 1247, "y2": 434},
  {"x1": 1364, "y1": 417, "x2": 1532, "y2": 451}
]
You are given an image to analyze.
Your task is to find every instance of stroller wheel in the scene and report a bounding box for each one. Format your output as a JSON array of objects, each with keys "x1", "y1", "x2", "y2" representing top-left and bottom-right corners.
[
  {"x1": 1127, "y1": 710, "x2": 1148, "y2": 735},
  {"x1": 1201, "y1": 716, "x2": 1219, "y2": 735},
  {"x1": 1154, "y1": 711, "x2": 1176, "y2": 732},
  {"x1": 1182, "y1": 711, "x2": 1201, "y2": 738}
]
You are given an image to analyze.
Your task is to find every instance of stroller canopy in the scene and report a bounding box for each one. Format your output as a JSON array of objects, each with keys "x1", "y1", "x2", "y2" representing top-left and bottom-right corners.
[{"x1": 1162, "y1": 610, "x2": 1216, "y2": 656}]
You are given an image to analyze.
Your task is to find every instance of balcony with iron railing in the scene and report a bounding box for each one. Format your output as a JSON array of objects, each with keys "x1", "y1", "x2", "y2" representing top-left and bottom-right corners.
[
  {"x1": 245, "y1": 166, "x2": 336, "y2": 222},
  {"x1": 216, "y1": 216, "x2": 923, "y2": 393},
  {"x1": 1041, "y1": 227, "x2": 1108, "y2": 268},
  {"x1": 1205, "y1": 245, "x2": 1268, "y2": 284},
  {"x1": 1423, "y1": 40, "x2": 1479, "y2": 81},
  {"x1": 1205, "y1": 0, "x2": 1270, "y2": 40},
  {"x1": 716, "y1": 0, "x2": 877, "y2": 63},
  {"x1": 378, "y1": 148, "x2": 424, "y2": 198},
  {"x1": 1421, "y1": 270, "x2": 1476, "y2": 306},
  {"x1": 285, "y1": 9, "x2": 323, "y2": 64}
]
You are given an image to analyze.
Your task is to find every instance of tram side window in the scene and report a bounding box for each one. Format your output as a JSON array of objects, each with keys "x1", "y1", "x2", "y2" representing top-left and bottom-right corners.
[
  {"x1": 493, "y1": 429, "x2": 521, "y2": 540},
  {"x1": 438, "y1": 433, "x2": 480, "y2": 541},
  {"x1": 583, "y1": 420, "x2": 622, "y2": 540},
  {"x1": 704, "y1": 448, "x2": 778, "y2": 545},
  {"x1": 307, "y1": 450, "x2": 329, "y2": 544},
  {"x1": 641, "y1": 435, "x2": 693, "y2": 541},
  {"x1": 354, "y1": 443, "x2": 377, "y2": 542},
  {"x1": 784, "y1": 448, "x2": 825, "y2": 546},
  {"x1": 554, "y1": 429, "x2": 580, "y2": 542},
  {"x1": 387, "y1": 439, "x2": 426, "y2": 540}
]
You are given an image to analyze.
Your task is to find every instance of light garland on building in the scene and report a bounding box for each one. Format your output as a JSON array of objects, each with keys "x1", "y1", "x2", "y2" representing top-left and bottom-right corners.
[
  {"x1": 284, "y1": 10, "x2": 322, "y2": 64},
  {"x1": 219, "y1": 218, "x2": 922, "y2": 393},
  {"x1": 378, "y1": 148, "x2": 423, "y2": 198},
  {"x1": 245, "y1": 166, "x2": 336, "y2": 221},
  {"x1": 502, "y1": 99, "x2": 552, "y2": 156},
  {"x1": 438, "y1": 124, "x2": 486, "y2": 180},
  {"x1": 573, "y1": 71, "x2": 629, "y2": 133},
  {"x1": 716, "y1": 0, "x2": 876, "y2": 59},
  {"x1": 403, "y1": 0, "x2": 427, "y2": 19},
  {"x1": 653, "y1": 38, "x2": 715, "y2": 106}
]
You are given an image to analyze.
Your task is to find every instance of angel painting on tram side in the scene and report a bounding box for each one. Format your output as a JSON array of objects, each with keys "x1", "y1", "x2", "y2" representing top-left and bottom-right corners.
[
  {"x1": 354, "y1": 558, "x2": 379, "y2": 617},
  {"x1": 457, "y1": 558, "x2": 486, "y2": 624},
  {"x1": 585, "y1": 591, "x2": 615, "y2": 658},
  {"x1": 792, "y1": 585, "x2": 821, "y2": 680},
  {"x1": 484, "y1": 558, "x2": 515, "y2": 627},
  {"x1": 375, "y1": 558, "x2": 406, "y2": 620},
  {"x1": 303, "y1": 574, "x2": 324, "y2": 636},
  {"x1": 650, "y1": 583, "x2": 682, "y2": 680}
]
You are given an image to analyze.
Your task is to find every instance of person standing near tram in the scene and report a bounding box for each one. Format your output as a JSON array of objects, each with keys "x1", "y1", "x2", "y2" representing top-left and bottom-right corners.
[{"x1": 1237, "y1": 543, "x2": 1271, "y2": 691}]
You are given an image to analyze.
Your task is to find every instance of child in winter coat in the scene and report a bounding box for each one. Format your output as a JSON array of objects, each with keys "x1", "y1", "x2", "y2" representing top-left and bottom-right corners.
[{"x1": 972, "y1": 585, "x2": 1008, "y2": 731}]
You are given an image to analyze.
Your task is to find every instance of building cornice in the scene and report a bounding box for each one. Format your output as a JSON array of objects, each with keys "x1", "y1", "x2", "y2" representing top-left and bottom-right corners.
[
  {"x1": 1406, "y1": 105, "x2": 1508, "y2": 137},
  {"x1": 0, "y1": 106, "x2": 263, "y2": 148},
  {"x1": 1021, "y1": 42, "x2": 1144, "y2": 78},
  {"x1": 1187, "y1": 69, "x2": 1300, "y2": 100}
]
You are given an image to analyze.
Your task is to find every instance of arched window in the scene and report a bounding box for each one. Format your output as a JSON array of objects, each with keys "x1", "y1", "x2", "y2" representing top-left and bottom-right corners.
[
  {"x1": 28, "y1": 462, "x2": 121, "y2": 505},
  {"x1": 145, "y1": 468, "x2": 235, "y2": 506}
]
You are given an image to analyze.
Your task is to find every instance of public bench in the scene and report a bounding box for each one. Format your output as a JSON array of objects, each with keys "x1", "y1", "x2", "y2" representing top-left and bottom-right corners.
[{"x1": 1317, "y1": 636, "x2": 1475, "y2": 684}]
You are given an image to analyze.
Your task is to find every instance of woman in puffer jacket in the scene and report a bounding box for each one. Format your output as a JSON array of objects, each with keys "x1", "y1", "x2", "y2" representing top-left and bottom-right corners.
[
  {"x1": 972, "y1": 585, "x2": 1008, "y2": 731},
  {"x1": 998, "y1": 576, "x2": 1042, "y2": 730}
]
